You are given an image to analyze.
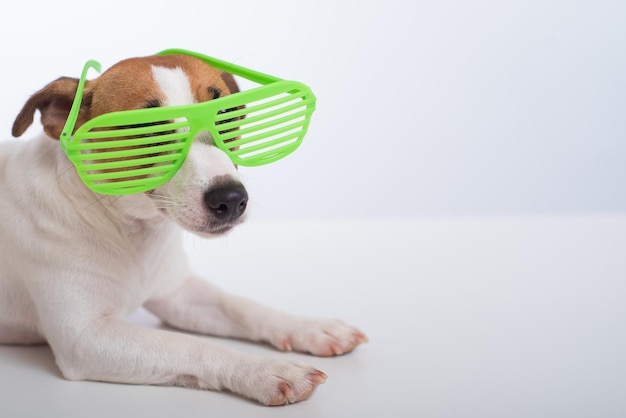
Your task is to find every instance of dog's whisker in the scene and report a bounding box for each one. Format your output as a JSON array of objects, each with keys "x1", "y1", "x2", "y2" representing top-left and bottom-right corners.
[
  {"x1": 105, "y1": 195, "x2": 123, "y2": 209},
  {"x1": 81, "y1": 193, "x2": 111, "y2": 212},
  {"x1": 150, "y1": 195, "x2": 180, "y2": 204},
  {"x1": 151, "y1": 198, "x2": 185, "y2": 208},
  {"x1": 49, "y1": 164, "x2": 76, "y2": 188}
]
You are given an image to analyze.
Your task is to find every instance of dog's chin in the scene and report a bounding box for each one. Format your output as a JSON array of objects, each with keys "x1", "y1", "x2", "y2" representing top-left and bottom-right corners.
[
  {"x1": 155, "y1": 207, "x2": 245, "y2": 238},
  {"x1": 193, "y1": 224, "x2": 236, "y2": 238},
  {"x1": 179, "y1": 220, "x2": 243, "y2": 239}
]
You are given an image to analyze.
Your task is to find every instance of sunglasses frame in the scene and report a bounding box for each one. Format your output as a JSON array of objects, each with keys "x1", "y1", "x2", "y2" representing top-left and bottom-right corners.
[{"x1": 59, "y1": 48, "x2": 316, "y2": 195}]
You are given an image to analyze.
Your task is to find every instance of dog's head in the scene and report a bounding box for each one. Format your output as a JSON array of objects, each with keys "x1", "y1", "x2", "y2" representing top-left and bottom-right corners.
[{"x1": 12, "y1": 54, "x2": 248, "y2": 236}]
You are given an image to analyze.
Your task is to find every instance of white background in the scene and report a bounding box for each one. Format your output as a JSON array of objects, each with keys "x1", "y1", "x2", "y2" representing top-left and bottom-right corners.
[{"x1": 1, "y1": 0, "x2": 624, "y2": 220}]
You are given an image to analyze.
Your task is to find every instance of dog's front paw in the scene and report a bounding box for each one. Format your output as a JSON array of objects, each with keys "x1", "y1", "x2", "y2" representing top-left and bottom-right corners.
[
  {"x1": 269, "y1": 317, "x2": 368, "y2": 357},
  {"x1": 239, "y1": 359, "x2": 327, "y2": 406}
]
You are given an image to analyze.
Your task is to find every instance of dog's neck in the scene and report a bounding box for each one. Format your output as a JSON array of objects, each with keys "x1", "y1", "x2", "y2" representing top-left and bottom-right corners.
[{"x1": 39, "y1": 134, "x2": 169, "y2": 236}]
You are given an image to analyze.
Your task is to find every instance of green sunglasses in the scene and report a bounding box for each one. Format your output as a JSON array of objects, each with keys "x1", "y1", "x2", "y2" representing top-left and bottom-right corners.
[{"x1": 60, "y1": 48, "x2": 316, "y2": 195}]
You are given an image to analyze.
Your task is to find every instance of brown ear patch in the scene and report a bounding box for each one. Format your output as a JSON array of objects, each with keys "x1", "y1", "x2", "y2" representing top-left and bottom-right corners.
[
  {"x1": 12, "y1": 77, "x2": 87, "y2": 140},
  {"x1": 220, "y1": 72, "x2": 240, "y2": 95}
]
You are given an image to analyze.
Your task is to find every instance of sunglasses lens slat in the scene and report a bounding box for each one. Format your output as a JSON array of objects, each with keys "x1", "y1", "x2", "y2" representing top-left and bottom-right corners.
[
  {"x1": 83, "y1": 163, "x2": 179, "y2": 181},
  {"x1": 218, "y1": 107, "x2": 310, "y2": 142},
  {"x1": 76, "y1": 121, "x2": 190, "y2": 143},
  {"x1": 92, "y1": 176, "x2": 165, "y2": 191},
  {"x1": 231, "y1": 132, "x2": 302, "y2": 158},
  {"x1": 77, "y1": 141, "x2": 185, "y2": 161},
  {"x1": 214, "y1": 90, "x2": 308, "y2": 123},
  {"x1": 213, "y1": 84, "x2": 314, "y2": 166},
  {"x1": 237, "y1": 141, "x2": 301, "y2": 165},
  {"x1": 215, "y1": 97, "x2": 311, "y2": 132},
  {"x1": 78, "y1": 152, "x2": 185, "y2": 172},
  {"x1": 228, "y1": 120, "x2": 307, "y2": 152}
]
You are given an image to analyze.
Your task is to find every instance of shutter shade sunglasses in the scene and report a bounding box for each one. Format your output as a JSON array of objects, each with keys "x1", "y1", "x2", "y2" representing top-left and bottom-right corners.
[{"x1": 60, "y1": 48, "x2": 316, "y2": 195}]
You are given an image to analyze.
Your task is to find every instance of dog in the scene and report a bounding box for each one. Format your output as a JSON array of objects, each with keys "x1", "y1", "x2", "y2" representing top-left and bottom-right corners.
[{"x1": 0, "y1": 52, "x2": 367, "y2": 405}]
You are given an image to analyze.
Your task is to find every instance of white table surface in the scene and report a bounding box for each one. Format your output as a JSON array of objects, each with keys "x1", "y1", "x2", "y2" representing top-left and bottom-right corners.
[{"x1": 1, "y1": 216, "x2": 625, "y2": 418}]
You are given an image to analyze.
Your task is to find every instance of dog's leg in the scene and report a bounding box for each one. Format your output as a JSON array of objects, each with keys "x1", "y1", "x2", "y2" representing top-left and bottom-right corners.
[
  {"x1": 48, "y1": 316, "x2": 325, "y2": 405},
  {"x1": 27, "y1": 264, "x2": 326, "y2": 406},
  {"x1": 144, "y1": 276, "x2": 368, "y2": 357}
]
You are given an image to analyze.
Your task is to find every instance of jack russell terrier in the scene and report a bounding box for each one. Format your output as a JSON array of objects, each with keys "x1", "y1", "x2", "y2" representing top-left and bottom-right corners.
[{"x1": 0, "y1": 49, "x2": 367, "y2": 405}]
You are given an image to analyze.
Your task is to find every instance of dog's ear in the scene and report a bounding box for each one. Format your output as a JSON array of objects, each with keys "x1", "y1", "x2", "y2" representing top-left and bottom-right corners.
[
  {"x1": 220, "y1": 72, "x2": 240, "y2": 95},
  {"x1": 12, "y1": 77, "x2": 91, "y2": 140}
]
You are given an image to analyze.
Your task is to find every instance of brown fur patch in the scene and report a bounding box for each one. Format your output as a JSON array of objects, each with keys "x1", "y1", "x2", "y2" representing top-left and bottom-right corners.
[{"x1": 13, "y1": 54, "x2": 240, "y2": 140}]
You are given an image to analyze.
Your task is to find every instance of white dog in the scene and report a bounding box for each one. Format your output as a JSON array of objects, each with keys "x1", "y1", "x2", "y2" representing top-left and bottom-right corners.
[{"x1": 0, "y1": 52, "x2": 367, "y2": 405}]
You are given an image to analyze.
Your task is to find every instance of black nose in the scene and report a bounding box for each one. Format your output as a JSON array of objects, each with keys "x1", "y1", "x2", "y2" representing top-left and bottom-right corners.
[{"x1": 204, "y1": 183, "x2": 248, "y2": 221}]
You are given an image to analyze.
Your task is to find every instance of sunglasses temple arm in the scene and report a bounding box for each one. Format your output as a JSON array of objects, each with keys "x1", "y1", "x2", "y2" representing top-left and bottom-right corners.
[
  {"x1": 60, "y1": 60, "x2": 102, "y2": 142},
  {"x1": 157, "y1": 49, "x2": 280, "y2": 85}
]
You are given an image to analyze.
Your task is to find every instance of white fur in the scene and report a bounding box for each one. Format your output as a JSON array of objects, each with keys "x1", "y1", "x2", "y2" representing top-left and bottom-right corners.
[
  {"x1": 0, "y1": 63, "x2": 366, "y2": 406},
  {"x1": 152, "y1": 66, "x2": 196, "y2": 106}
]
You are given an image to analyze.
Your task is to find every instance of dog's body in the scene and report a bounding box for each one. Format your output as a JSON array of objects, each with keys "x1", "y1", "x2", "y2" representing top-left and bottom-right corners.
[{"x1": 0, "y1": 53, "x2": 366, "y2": 405}]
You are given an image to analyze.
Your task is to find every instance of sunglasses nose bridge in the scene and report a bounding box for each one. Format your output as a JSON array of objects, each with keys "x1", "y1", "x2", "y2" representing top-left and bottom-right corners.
[
  {"x1": 185, "y1": 110, "x2": 227, "y2": 147},
  {"x1": 188, "y1": 120, "x2": 219, "y2": 146}
]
